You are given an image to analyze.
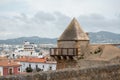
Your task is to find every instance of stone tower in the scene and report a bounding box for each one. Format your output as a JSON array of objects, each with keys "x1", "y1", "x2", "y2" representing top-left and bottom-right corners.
[
  {"x1": 50, "y1": 18, "x2": 90, "y2": 69},
  {"x1": 58, "y1": 18, "x2": 89, "y2": 57}
]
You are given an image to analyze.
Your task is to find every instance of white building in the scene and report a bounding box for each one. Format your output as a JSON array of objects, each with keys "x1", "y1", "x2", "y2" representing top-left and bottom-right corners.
[
  {"x1": 23, "y1": 41, "x2": 35, "y2": 52},
  {"x1": 17, "y1": 57, "x2": 57, "y2": 72},
  {"x1": 11, "y1": 41, "x2": 44, "y2": 58}
]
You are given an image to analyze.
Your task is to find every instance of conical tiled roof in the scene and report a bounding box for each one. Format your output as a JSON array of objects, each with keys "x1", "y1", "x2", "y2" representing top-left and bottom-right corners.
[{"x1": 58, "y1": 18, "x2": 89, "y2": 41}]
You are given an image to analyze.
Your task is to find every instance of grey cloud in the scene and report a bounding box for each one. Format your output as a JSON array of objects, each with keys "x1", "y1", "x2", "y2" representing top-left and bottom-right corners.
[
  {"x1": 53, "y1": 12, "x2": 71, "y2": 29},
  {"x1": 79, "y1": 14, "x2": 105, "y2": 21},
  {"x1": 33, "y1": 11, "x2": 56, "y2": 24},
  {"x1": 0, "y1": 11, "x2": 71, "y2": 39},
  {"x1": 13, "y1": 13, "x2": 28, "y2": 22},
  {"x1": 78, "y1": 14, "x2": 120, "y2": 33},
  {"x1": 0, "y1": 11, "x2": 120, "y2": 40}
]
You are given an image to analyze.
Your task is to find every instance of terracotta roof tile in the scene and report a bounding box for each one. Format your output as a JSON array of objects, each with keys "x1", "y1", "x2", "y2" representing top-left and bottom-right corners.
[
  {"x1": 0, "y1": 60, "x2": 21, "y2": 67},
  {"x1": 17, "y1": 57, "x2": 46, "y2": 63}
]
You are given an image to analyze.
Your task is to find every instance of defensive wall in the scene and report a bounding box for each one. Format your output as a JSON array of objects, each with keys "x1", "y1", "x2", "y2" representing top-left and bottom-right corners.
[{"x1": 0, "y1": 63, "x2": 120, "y2": 80}]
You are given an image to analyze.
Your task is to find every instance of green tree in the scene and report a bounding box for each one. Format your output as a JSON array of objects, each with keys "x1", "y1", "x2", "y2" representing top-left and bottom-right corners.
[{"x1": 26, "y1": 66, "x2": 33, "y2": 73}]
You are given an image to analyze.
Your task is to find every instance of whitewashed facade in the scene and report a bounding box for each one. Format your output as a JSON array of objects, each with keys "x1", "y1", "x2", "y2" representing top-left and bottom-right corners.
[
  {"x1": 0, "y1": 67, "x2": 3, "y2": 76},
  {"x1": 20, "y1": 61, "x2": 56, "y2": 72}
]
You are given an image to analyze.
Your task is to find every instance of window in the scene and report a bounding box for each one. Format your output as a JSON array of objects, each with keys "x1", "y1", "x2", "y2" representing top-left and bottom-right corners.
[
  {"x1": 29, "y1": 64, "x2": 31, "y2": 67},
  {"x1": 8, "y1": 67, "x2": 13, "y2": 75},
  {"x1": 0, "y1": 71, "x2": 1, "y2": 76},
  {"x1": 18, "y1": 67, "x2": 20, "y2": 72},
  {"x1": 36, "y1": 65, "x2": 38, "y2": 68},
  {"x1": 31, "y1": 52, "x2": 32, "y2": 55},
  {"x1": 23, "y1": 63, "x2": 25, "y2": 67},
  {"x1": 12, "y1": 54, "x2": 15, "y2": 58},
  {"x1": 49, "y1": 66, "x2": 52, "y2": 70},
  {"x1": 43, "y1": 65, "x2": 44, "y2": 68}
]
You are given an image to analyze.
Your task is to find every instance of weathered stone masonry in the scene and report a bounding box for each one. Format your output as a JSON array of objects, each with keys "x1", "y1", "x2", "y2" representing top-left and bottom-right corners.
[{"x1": 0, "y1": 64, "x2": 120, "y2": 80}]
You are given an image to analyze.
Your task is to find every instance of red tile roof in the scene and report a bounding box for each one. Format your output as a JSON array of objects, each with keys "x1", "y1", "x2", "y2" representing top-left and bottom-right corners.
[
  {"x1": 0, "y1": 60, "x2": 21, "y2": 67},
  {"x1": 17, "y1": 57, "x2": 46, "y2": 63}
]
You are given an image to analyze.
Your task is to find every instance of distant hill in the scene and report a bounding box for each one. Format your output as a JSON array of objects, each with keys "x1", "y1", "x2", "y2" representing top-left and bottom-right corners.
[
  {"x1": 0, "y1": 31, "x2": 120, "y2": 44},
  {"x1": 0, "y1": 36, "x2": 57, "y2": 44},
  {"x1": 89, "y1": 31, "x2": 120, "y2": 43}
]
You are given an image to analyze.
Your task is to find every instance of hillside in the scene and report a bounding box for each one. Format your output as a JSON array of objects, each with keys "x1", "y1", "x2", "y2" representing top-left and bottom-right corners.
[
  {"x1": 0, "y1": 31, "x2": 120, "y2": 44},
  {"x1": 0, "y1": 36, "x2": 57, "y2": 44},
  {"x1": 89, "y1": 31, "x2": 120, "y2": 43}
]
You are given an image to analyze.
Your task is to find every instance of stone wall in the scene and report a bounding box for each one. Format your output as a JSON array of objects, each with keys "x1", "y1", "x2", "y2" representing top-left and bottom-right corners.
[
  {"x1": 57, "y1": 41, "x2": 76, "y2": 48},
  {"x1": 0, "y1": 63, "x2": 120, "y2": 80},
  {"x1": 56, "y1": 59, "x2": 110, "y2": 69}
]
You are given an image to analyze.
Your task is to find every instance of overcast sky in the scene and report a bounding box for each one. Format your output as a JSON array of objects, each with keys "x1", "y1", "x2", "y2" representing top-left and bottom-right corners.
[{"x1": 0, "y1": 0, "x2": 120, "y2": 40}]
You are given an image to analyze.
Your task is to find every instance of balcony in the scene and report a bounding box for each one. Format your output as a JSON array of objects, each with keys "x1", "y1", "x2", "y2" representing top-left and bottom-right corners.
[{"x1": 50, "y1": 48, "x2": 78, "y2": 57}]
